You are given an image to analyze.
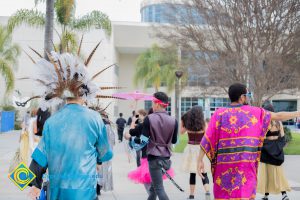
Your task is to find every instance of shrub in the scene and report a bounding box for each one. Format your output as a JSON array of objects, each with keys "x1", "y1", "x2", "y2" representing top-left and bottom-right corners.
[{"x1": 284, "y1": 126, "x2": 293, "y2": 143}]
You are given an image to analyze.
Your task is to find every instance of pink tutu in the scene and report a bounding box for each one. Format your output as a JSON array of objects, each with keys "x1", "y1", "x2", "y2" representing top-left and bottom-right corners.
[{"x1": 128, "y1": 158, "x2": 175, "y2": 184}]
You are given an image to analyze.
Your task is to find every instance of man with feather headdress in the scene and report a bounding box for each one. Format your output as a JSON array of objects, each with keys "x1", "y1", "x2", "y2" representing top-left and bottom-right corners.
[{"x1": 24, "y1": 50, "x2": 115, "y2": 200}]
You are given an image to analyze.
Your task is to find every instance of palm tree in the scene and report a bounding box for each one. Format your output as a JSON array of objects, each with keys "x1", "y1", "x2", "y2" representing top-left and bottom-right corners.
[
  {"x1": 0, "y1": 25, "x2": 20, "y2": 94},
  {"x1": 8, "y1": 0, "x2": 111, "y2": 53},
  {"x1": 134, "y1": 44, "x2": 179, "y2": 92},
  {"x1": 44, "y1": 0, "x2": 54, "y2": 57}
]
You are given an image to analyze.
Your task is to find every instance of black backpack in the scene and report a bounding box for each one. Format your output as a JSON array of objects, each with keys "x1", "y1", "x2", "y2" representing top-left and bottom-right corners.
[{"x1": 36, "y1": 108, "x2": 51, "y2": 136}]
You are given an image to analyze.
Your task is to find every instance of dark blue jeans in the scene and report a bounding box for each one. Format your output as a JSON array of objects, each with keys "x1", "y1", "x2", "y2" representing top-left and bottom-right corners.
[{"x1": 147, "y1": 159, "x2": 171, "y2": 200}]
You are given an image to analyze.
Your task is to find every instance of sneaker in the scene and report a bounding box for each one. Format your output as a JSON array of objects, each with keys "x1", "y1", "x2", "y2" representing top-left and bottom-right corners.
[
  {"x1": 187, "y1": 195, "x2": 194, "y2": 199},
  {"x1": 282, "y1": 193, "x2": 289, "y2": 200}
]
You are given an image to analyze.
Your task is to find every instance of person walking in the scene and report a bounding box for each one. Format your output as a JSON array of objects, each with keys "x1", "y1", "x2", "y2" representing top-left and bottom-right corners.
[
  {"x1": 257, "y1": 103, "x2": 291, "y2": 200},
  {"x1": 116, "y1": 113, "x2": 127, "y2": 142},
  {"x1": 138, "y1": 92, "x2": 178, "y2": 200},
  {"x1": 181, "y1": 106, "x2": 211, "y2": 199},
  {"x1": 197, "y1": 83, "x2": 300, "y2": 200}
]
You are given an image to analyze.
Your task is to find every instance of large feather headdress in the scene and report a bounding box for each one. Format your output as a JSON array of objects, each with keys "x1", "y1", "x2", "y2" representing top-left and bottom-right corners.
[{"x1": 19, "y1": 41, "x2": 123, "y2": 111}]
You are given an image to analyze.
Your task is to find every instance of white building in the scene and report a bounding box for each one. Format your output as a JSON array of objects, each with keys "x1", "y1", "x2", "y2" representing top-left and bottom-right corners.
[{"x1": 0, "y1": 0, "x2": 299, "y2": 125}]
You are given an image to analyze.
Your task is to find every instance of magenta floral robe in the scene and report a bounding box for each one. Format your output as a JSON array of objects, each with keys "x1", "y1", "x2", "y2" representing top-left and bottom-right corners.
[{"x1": 201, "y1": 105, "x2": 271, "y2": 200}]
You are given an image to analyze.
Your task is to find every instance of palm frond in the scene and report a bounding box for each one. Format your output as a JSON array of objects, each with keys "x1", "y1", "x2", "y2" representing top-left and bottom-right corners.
[
  {"x1": 92, "y1": 64, "x2": 115, "y2": 80},
  {"x1": 71, "y1": 10, "x2": 111, "y2": 35},
  {"x1": 7, "y1": 9, "x2": 45, "y2": 33},
  {"x1": 84, "y1": 41, "x2": 101, "y2": 66},
  {"x1": 55, "y1": 0, "x2": 76, "y2": 25},
  {"x1": 60, "y1": 31, "x2": 78, "y2": 53},
  {"x1": 0, "y1": 59, "x2": 14, "y2": 93}
]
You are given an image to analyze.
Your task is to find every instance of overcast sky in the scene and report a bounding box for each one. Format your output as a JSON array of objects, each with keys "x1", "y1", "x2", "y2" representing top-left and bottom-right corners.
[{"x1": 0, "y1": 0, "x2": 142, "y2": 22}]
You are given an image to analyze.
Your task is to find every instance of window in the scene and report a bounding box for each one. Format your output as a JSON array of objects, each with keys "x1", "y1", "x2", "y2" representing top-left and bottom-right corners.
[
  {"x1": 141, "y1": 4, "x2": 204, "y2": 25},
  {"x1": 273, "y1": 100, "x2": 297, "y2": 125},
  {"x1": 209, "y1": 98, "x2": 230, "y2": 112},
  {"x1": 145, "y1": 98, "x2": 172, "y2": 115},
  {"x1": 181, "y1": 97, "x2": 205, "y2": 114}
]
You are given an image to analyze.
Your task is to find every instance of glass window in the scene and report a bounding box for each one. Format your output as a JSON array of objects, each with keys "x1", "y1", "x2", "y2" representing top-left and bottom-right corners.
[
  {"x1": 141, "y1": 3, "x2": 205, "y2": 25},
  {"x1": 273, "y1": 100, "x2": 297, "y2": 125},
  {"x1": 209, "y1": 98, "x2": 230, "y2": 112},
  {"x1": 181, "y1": 97, "x2": 205, "y2": 115}
]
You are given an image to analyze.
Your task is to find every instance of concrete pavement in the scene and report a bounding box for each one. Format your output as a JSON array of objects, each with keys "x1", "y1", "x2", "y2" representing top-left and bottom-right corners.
[{"x1": 1, "y1": 131, "x2": 300, "y2": 200}]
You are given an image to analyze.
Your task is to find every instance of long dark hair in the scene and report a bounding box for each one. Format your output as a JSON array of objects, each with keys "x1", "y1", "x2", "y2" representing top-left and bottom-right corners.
[{"x1": 181, "y1": 106, "x2": 205, "y2": 132}]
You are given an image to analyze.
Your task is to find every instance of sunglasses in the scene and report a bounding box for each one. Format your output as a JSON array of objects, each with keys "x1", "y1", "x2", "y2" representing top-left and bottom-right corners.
[{"x1": 242, "y1": 92, "x2": 252, "y2": 98}]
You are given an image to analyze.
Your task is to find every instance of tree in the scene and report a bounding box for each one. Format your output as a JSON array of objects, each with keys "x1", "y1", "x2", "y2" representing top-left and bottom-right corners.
[
  {"x1": 8, "y1": 0, "x2": 111, "y2": 53},
  {"x1": 134, "y1": 44, "x2": 179, "y2": 92},
  {"x1": 44, "y1": 0, "x2": 55, "y2": 57},
  {"x1": 0, "y1": 25, "x2": 20, "y2": 94},
  {"x1": 156, "y1": 0, "x2": 300, "y2": 106}
]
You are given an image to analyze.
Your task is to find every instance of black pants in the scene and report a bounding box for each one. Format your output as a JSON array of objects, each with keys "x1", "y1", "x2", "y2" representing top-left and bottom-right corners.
[
  {"x1": 147, "y1": 158, "x2": 171, "y2": 200},
  {"x1": 136, "y1": 150, "x2": 141, "y2": 167},
  {"x1": 117, "y1": 128, "x2": 124, "y2": 142}
]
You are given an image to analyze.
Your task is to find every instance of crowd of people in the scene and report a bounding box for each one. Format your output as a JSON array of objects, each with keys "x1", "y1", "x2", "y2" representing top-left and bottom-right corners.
[{"x1": 10, "y1": 50, "x2": 298, "y2": 200}]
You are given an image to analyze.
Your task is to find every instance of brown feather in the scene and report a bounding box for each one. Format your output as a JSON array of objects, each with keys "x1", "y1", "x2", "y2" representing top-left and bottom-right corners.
[
  {"x1": 77, "y1": 34, "x2": 84, "y2": 56},
  {"x1": 100, "y1": 102, "x2": 112, "y2": 112},
  {"x1": 46, "y1": 51, "x2": 64, "y2": 84},
  {"x1": 100, "y1": 86, "x2": 124, "y2": 90},
  {"x1": 57, "y1": 59, "x2": 64, "y2": 74},
  {"x1": 84, "y1": 41, "x2": 102, "y2": 66},
  {"x1": 92, "y1": 64, "x2": 116, "y2": 80},
  {"x1": 18, "y1": 77, "x2": 48, "y2": 86},
  {"x1": 23, "y1": 50, "x2": 36, "y2": 64},
  {"x1": 22, "y1": 96, "x2": 41, "y2": 104},
  {"x1": 51, "y1": 40, "x2": 58, "y2": 52},
  {"x1": 28, "y1": 46, "x2": 43, "y2": 58},
  {"x1": 95, "y1": 95, "x2": 125, "y2": 100},
  {"x1": 66, "y1": 64, "x2": 71, "y2": 82}
]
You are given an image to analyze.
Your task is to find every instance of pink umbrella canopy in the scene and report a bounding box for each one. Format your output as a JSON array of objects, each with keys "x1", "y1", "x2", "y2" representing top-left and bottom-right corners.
[{"x1": 112, "y1": 91, "x2": 154, "y2": 101}]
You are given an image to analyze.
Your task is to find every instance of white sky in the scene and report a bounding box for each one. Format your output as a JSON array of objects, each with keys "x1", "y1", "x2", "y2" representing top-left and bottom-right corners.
[{"x1": 0, "y1": 0, "x2": 142, "y2": 22}]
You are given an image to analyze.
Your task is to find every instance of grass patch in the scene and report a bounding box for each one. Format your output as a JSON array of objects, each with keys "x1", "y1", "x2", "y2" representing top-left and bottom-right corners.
[
  {"x1": 173, "y1": 133, "x2": 300, "y2": 155},
  {"x1": 173, "y1": 134, "x2": 188, "y2": 153},
  {"x1": 284, "y1": 133, "x2": 300, "y2": 155}
]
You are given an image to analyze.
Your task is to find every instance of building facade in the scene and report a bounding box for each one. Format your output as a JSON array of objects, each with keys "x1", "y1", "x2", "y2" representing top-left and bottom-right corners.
[{"x1": 1, "y1": 0, "x2": 299, "y2": 123}]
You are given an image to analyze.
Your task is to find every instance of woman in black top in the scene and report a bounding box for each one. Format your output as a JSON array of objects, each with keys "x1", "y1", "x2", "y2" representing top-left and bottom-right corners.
[{"x1": 257, "y1": 103, "x2": 291, "y2": 200}]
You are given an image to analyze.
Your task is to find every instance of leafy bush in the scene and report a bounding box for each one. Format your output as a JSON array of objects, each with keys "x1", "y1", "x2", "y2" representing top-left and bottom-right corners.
[{"x1": 284, "y1": 126, "x2": 292, "y2": 143}]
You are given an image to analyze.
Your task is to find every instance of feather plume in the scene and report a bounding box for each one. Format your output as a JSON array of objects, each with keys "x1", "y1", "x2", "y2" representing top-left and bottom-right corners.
[
  {"x1": 46, "y1": 52, "x2": 64, "y2": 84},
  {"x1": 100, "y1": 102, "x2": 112, "y2": 112},
  {"x1": 92, "y1": 64, "x2": 116, "y2": 80},
  {"x1": 95, "y1": 95, "x2": 125, "y2": 100},
  {"x1": 84, "y1": 41, "x2": 102, "y2": 66},
  {"x1": 77, "y1": 34, "x2": 84, "y2": 56},
  {"x1": 18, "y1": 77, "x2": 48, "y2": 86},
  {"x1": 100, "y1": 86, "x2": 124, "y2": 90},
  {"x1": 51, "y1": 40, "x2": 58, "y2": 52},
  {"x1": 23, "y1": 50, "x2": 36, "y2": 64},
  {"x1": 23, "y1": 95, "x2": 41, "y2": 104},
  {"x1": 28, "y1": 46, "x2": 43, "y2": 58}
]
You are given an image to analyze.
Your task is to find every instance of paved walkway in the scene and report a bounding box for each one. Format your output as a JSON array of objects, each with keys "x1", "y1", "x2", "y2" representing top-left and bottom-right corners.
[{"x1": 1, "y1": 131, "x2": 300, "y2": 200}]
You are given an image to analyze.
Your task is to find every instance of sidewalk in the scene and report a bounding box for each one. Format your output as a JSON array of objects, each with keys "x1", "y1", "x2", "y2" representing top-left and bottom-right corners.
[{"x1": 1, "y1": 131, "x2": 300, "y2": 200}]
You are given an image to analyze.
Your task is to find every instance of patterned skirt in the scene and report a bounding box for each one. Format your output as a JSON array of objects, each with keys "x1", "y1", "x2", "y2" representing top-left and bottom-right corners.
[
  {"x1": 257, "y1": 162, "x2": 291, "y2": 194},
  {"x1": 181, "y1": 144, "x2": 211, "y2": 174}
]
